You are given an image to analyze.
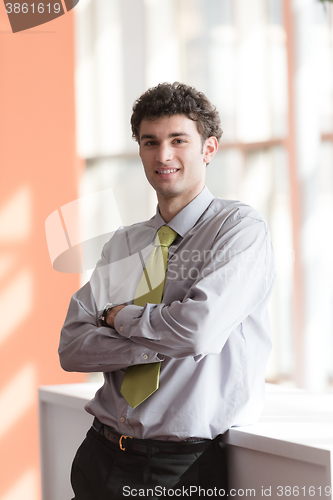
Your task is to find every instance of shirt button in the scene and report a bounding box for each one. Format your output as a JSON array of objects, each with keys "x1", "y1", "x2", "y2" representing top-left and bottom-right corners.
[
  {"x1": 142, "y1": 354, "x2": 148, "y2": 360},
  {"x1": 120, "y1": 326, "x2": 123, "y2": 332},
  {"x1": 120, "y1": 417, "x2": 125, "y2": 422}
]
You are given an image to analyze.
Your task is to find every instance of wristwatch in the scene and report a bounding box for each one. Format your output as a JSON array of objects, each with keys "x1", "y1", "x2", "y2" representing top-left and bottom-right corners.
[{"x1": 98, "y1": 303, "x2": 119, "y2": 327}]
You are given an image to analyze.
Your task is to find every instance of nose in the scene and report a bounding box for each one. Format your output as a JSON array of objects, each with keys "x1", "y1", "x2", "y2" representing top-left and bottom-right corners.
[{"x1": 156, "y1": 143, "x2": 173, "y2": 163}]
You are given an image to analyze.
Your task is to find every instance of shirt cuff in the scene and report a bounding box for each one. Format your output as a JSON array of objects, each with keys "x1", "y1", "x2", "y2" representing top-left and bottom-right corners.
[
  {"x1": 114, "y1": 304, "x2": 143, "y2": 337},
  {"x1": 114, "y1": 305, "x2": 164, "y2": 363}
]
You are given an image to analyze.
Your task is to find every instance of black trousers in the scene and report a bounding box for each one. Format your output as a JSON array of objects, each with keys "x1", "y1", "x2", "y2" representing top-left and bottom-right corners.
[{"x1": 71, "y1": 426, "x2": 228, "y2": 499}]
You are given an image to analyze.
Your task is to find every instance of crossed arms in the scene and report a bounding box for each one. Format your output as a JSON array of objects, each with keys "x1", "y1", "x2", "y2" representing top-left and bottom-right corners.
[{"x1": 59, "y1": 211, "x2": 275, "y2": 374}]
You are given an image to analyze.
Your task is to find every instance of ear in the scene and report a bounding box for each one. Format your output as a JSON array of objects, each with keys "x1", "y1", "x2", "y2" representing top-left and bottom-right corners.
[{"x1": 203, "y1": 136, "x2": 218, "y2": 164}]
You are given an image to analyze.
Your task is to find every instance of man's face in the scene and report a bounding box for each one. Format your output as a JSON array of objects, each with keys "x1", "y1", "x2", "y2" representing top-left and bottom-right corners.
[{"x1": 139, "y1": 114, "x2": 217, "y2": 208}]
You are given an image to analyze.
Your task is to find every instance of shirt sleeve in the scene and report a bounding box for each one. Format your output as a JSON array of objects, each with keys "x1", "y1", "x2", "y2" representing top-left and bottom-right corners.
[
  {"x1": 58, "y1": 249, "x2": 161, "y2": 373},
  {"x1": 114, "y1": 215, "x2": 275, "y2": 360}
]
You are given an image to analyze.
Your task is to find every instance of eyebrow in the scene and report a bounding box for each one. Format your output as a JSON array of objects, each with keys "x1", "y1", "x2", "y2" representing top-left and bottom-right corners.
[{"x1": 140, "y1": 132, "x2": 191, "y2": 141}]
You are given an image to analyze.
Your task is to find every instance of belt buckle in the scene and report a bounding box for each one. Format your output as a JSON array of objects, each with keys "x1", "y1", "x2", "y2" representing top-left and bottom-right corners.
[{"x1": 119, "y1": 434, "x2": 133, "y2": 451}]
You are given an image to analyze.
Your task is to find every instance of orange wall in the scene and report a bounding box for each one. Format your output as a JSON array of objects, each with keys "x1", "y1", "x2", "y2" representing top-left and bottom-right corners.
[{"x1": 0, "y1": 5, "x2": 85, "y2": 499}]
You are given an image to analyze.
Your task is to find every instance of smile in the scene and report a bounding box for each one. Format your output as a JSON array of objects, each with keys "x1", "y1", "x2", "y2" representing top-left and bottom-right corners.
[{"x1": 156, "y1": 169, "x2": 179, "y2": 174}]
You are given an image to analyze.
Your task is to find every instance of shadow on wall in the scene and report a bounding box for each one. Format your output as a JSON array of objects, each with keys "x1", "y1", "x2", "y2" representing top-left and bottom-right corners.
[{"x1": 0, "y1": 186, "x2": 40, "y2": 499}]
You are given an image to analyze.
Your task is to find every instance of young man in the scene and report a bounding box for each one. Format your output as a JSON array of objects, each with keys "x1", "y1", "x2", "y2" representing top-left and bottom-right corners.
[{"x1": 59, "y1": 82, "x2": 275, "y2": 499}]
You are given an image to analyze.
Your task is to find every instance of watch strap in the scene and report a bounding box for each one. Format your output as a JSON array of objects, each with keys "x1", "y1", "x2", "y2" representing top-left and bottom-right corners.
[{"x1": 99, "y1": 303, "x2": 118, "y2": 327}]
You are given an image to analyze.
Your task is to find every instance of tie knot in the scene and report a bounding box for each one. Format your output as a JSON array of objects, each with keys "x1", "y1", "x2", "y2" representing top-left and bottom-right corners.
[{"x1": 156, "y1": 225, "x2": 178, "y2": 248}]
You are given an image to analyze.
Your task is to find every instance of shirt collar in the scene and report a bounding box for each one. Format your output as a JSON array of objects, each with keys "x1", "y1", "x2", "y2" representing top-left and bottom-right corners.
[{"x1": 153, "y1": 186, "x2": 214, "y2": 238}]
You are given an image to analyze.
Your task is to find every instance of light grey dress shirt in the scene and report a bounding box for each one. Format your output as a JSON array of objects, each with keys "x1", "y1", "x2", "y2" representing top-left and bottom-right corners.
[{"x1": 59, "y1": 187, "x2": 275, "y2": 441}]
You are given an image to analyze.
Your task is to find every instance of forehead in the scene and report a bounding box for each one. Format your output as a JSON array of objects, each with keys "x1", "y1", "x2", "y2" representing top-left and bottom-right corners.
[{"x1": 139, "y1": 114, "x2": 200, "y2": 140}]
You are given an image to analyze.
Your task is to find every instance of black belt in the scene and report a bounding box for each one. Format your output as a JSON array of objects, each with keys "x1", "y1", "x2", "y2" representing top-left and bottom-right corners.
[{"x1": 93, "y1": 418, "x2": 212, "y2": 457}]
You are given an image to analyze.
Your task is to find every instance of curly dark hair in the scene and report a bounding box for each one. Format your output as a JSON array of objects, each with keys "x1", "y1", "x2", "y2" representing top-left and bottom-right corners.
[{"x1": 131, "y1": 82, "x2": 223, "y2": 144}]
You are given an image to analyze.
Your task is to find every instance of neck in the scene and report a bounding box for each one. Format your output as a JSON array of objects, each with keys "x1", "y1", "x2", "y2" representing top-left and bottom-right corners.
[
  {"x1": 157, "y1": 187, "x2": 204, "y2": 223},
  {"x1": 158, "y1": 199, "x2": 183, "y2": 223}
]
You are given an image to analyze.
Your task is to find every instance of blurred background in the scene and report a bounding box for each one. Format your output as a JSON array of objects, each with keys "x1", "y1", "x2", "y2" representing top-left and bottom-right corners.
[{"x1": 1, "y1": 0, "x2": 333, "y2": 498}]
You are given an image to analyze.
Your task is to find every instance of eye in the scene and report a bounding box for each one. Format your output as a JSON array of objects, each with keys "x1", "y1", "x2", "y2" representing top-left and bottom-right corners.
[
  {"x1": 144, "y1": 141, "x2": 157, "y2": 146},
  {"x1": 173, "y1": 139, "x2": 186, "y2": 144}
]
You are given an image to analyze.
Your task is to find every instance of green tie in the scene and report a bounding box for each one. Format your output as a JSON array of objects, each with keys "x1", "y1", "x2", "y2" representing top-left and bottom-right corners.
[{"x1": 120, "y1": 225, "x2": 178, "y2": 408}]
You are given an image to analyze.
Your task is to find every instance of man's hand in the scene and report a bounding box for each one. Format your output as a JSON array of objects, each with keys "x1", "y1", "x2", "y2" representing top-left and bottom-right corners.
[{"x1": 105, "y1": 304, "x2": 126, "y2": 328}]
